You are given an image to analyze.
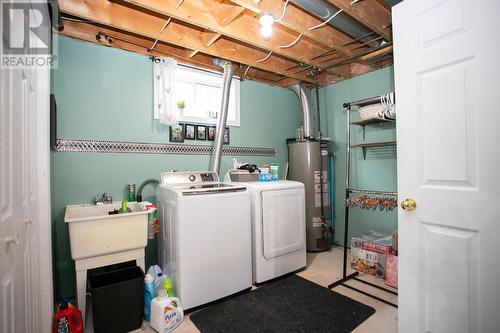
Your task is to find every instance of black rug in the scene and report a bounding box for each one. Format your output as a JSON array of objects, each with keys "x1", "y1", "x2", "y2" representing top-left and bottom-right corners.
[{"x1": 190, "y1": 275, "x2": 375, "y2": 333}]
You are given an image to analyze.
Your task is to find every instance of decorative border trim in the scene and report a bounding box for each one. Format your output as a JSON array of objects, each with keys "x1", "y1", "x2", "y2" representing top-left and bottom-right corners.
[{"x1": 55, "y1": 138, "x2": 276, "y2": 156}]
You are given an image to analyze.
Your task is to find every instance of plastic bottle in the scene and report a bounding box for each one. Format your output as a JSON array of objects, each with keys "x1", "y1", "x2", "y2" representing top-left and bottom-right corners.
[
  {"x1": 147, "y1": 264, "x2": 163, "y2": 293},
  {"x1": 53, "y1": 297, "x2": 83, "y2": 333},
  {"x1": 127, "y1": 183, "x2": 136, "y2": 202},
  {"x1": 270, "y1": 163, "x2": 280, "y2": 179},
  {"x1": 118, "y1": 200, "x2": 132, "y2": 213},
  {"x1": 162, "y1": 276, "x2": 175, "y2": 297},
  {"x1": 150, "y1": 296, "x2": 183, "y2": 333},
  {"x1": 144, "y1": 274, "x2": 155, "y2": 322}
]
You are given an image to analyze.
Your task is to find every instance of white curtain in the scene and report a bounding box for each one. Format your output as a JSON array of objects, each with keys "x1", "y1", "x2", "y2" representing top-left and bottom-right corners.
[{"x1": 153, "y1": 57, "x2": 178, "y2": 125}]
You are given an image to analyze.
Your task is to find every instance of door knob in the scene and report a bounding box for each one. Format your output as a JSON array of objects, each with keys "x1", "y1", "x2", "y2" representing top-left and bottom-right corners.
[
  {"x1": 401, "y1": 198, "x2": 417, "y2": 211},
  {"x1": 5, "y1": 233, "x2": 19, "y2": 247}
]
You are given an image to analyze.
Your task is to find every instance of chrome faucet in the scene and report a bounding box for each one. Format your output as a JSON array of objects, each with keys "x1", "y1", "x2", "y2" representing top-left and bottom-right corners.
[{"x1": 94, "y1": 193, "x2": 113, "y2": 205}]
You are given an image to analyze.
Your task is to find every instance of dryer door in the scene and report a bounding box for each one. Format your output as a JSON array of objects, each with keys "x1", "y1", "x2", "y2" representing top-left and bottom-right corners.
[{"x1": 262, "y1": 189, "x2": 305, "y2": 259}]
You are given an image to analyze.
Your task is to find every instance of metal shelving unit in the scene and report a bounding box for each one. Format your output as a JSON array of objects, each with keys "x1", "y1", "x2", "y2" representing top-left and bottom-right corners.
[{"x1": 327, "y1": 94, "x2": 398, "y2": 308}]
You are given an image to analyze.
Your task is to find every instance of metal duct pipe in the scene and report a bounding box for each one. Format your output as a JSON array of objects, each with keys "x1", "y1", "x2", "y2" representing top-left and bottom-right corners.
[
  {"x1": 289, "y1": 83, "x2": 314, "y2": 139},
  {"x1": 210, "y1": 59, "x2": 233, "y2": 174},
  {"x1": 290, "y1": 0, "x2": 374, "y2": 44}
]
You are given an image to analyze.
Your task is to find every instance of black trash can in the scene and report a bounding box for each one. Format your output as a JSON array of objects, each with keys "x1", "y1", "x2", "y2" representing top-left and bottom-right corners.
[{"x1": 89, "y1": 266, "x2": 144, "y2": 333}]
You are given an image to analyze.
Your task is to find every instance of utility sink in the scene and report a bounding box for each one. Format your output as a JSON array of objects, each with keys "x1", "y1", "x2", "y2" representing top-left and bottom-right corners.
[{"x1": 65, "y1": 202, "x2": 153, "y2": 261}]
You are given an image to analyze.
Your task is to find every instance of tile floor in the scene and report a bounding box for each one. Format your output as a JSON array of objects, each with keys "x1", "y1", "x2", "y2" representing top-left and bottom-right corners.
[{"x1": 133, "y1": 246, "x2": 397, "y2": 333}]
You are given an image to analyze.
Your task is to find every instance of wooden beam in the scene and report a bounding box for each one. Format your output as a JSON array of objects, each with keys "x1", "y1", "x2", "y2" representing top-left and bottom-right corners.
[
  {"x1": 123, "y1": 0, "x2": 335, "y2": 69},
  {"x1": 325, "y1": 0, "x2": 392, "y2": 41},
  {"x1": 58, "y1": 20, "x2": 293, "y2": 87},
  {"x1": 359, "y1": 45, "x2": 393, "y2": 61},
  {"x1": 203, "y1": 0, "x2": 246, "y2": 26},
  {"x1": 322, "y1": 43, "x2": 392, "y2": 69},
  {"x1": 373, "y1": 0, "x2": 392, "y2": 13},
  {"x1": 188, "y1": 50, "x2": 199, "y2": 58},
  {"x1": 229, "y1": 0, "x2": 359, "y2": 56},
  {"x1": 59, "y1": 0, "x2": 315, "y2": 83},
  {"x1": 203, "y1": 32, "x2": 222, "y2": 47}
]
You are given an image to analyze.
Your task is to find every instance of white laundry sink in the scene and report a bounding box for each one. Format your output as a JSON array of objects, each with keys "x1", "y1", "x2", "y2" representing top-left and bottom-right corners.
[{"x1": 64, "y1": 202, "x2": 152, "y2": 260}]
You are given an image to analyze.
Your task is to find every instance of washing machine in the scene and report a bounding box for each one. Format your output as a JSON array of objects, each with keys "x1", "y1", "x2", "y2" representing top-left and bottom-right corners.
[
  {"x1": 225, "y1": 171, "x2": 306, "y2": 284},
  {"x1": 156, "y1": 171, "x2": 252, "y2": 310}
]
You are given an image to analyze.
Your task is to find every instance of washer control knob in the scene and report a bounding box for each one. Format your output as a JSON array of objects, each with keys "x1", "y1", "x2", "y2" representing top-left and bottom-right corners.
[{"x1": 189, "y1": 174, "x2": 196, "y2": 182}]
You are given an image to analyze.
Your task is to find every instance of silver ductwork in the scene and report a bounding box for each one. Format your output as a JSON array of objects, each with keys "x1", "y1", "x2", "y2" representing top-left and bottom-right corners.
[
  {"x1": 210, "y1": 59, "x2": 233, "y2": 174},
  {"x1": 289, "y1": 83, "x2": 314, "y2": 139}
]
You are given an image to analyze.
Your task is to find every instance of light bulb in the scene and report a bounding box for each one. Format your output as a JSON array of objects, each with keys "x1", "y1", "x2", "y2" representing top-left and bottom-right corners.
[
  {"x1": 259, "y1": 12, "x2": 274, "y2": 26},
  {"x1": 260, "y1": 25, "x2": 273, "y2": 38}
]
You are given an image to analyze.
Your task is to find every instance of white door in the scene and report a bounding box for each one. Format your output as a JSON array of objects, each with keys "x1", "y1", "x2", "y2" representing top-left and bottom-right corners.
[
  {"x1": 393, "y1": 0, "x2": 500, "y2": 332},
  {"x1": 0, "y1": 2, "x2": 53, "y2": 332}
]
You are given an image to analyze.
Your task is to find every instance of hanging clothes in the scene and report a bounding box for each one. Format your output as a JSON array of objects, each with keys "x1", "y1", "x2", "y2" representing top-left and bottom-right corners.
[{"x1": 153, "y1": 57, "x2": 178, "y2": 125}]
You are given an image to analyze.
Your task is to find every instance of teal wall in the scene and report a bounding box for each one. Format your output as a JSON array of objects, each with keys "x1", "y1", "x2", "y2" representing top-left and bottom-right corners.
[
  {"x1": 319, "y1": 66, "x2": 397, "y2": 245},
  {"x1": 52, "y1": 36, "x2": 299, "y2": 298}
]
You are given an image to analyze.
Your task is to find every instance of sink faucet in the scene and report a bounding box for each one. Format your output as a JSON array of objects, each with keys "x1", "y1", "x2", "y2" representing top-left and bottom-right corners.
[
  {"x1": 94, "y1": 193, "x2": 113, "y2": 205},
  {"x1": 136, "y1": 178, "x2": 159, "y2": 202}
]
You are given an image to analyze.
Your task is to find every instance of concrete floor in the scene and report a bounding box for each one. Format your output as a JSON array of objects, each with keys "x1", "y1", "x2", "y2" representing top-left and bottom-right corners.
[{"x1": 134, "y1": 246, "x2": 398, "y2": 333}]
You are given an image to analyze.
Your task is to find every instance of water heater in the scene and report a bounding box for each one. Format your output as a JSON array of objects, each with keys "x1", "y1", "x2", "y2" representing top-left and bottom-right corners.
[{"x1": 288, "y1": 139, "x2": 332, "y2": 252}]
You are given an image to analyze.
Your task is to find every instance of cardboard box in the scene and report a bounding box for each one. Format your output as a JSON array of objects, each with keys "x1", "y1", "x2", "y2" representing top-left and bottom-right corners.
[
  {"x1": 350, "y1": 233, "x2": 390, "y2": 279},
  {"x1": 362, "y1": 236, "x2": 391, "y2": 254},
  {"x1": 386, "y1": 253, "x2": 398, "y2": 288},
  {"x1": 350, "y1": 247, "x2": 387, "y2": 278}
]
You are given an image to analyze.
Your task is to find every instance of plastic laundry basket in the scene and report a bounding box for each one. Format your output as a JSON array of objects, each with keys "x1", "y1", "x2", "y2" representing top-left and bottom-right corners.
[{"x1": 89, "y1": 266, "x2": 144, "y2": 333}]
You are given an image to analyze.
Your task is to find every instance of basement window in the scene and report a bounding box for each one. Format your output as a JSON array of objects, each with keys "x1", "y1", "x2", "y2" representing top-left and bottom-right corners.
[{"x1": 174, "y1": 66, "x2": 240, "y2": 127}]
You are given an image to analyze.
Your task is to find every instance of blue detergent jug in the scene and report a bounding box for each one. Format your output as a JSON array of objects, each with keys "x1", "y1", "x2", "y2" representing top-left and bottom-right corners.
[{"x1": 144, "y1": 274, "x2": 155, "y2": 321}]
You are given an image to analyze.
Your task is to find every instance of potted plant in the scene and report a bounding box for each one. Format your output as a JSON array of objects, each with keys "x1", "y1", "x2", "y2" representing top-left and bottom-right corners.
[{"x1": 177, "y1": 99, "x2": 186, "y2": 113}]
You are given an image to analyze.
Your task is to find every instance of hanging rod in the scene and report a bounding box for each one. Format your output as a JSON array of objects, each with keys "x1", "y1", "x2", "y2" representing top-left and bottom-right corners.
[
  {"x1": 347, "y1": 188, "x2": 398, "y2": 196},
  {"x1": 343, "y1": 93, "x2": 395, "y2": 108}
]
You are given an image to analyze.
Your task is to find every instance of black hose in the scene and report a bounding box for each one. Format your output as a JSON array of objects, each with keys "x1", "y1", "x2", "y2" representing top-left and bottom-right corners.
[{"x1": 136, "y1": 178, "x2": 159, "y2": 202}]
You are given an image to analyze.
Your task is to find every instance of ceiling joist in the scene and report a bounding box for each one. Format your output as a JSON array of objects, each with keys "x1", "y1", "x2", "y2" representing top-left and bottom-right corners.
[
  {"x1": 325, "y1": 0, "x2": 392, "y2": 41},
  {"x1": 123, "y1": 0, "x2": 339, "y2": 71},
  {"x1": 59, "y1": 20, "x2": 292, "y2": 87},
  {"x1": 229, "y1": 0, "x2": 359, "y2": 57},
  {"x1": 58, "y1": 0, "x2": 316, "y2": 83},
  {"x1": 57, "y1": 0, "x2": 395, "y2": 86}
]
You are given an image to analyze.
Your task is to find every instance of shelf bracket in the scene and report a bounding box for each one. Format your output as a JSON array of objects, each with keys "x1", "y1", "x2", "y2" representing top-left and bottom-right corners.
[{"x1": 362, "y1": 147, "x2": 367, "y2": 160}]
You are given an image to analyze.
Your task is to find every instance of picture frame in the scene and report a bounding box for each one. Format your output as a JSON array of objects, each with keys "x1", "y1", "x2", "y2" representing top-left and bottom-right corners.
[
  {"x1": 185, "y1": 124, "x2": 196, "y2": 140},
  {"x1": 169, "y1": 123, "x2": 185, "y2": 143},
  {"x1": 223, "y1": 127, "x2": 230, "y2": 145},
  {"x1": 208, "y1": 126, "x2": 216, "y2": 141},
  {"x1": 196, "y1": 125, "x2": 207, "y2": 140}
]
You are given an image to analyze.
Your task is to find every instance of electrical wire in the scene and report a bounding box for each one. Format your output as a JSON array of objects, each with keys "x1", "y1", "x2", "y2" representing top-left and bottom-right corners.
[
  {"x1": 274, "y1": 0, "x2": 290, "y2": 22},
  {"x1": 176, "y1": 0, "x2": 185, "y2": 9},
  {"x1": 160, "y1": 17, "x2": 172, "y2": 33},
  {"x1": 256, "y1": 51, "x2": 273, "y2": 63},
  {"x1": 278, "y1": 33, "x2": 303, "y2": 48},
  {"x1": 150, "y1": 40, "x2": 158, "y2": 50},
  {"x1": 308, "y1": 9, "x2": 343, "y2": 31},
  {"x1": 244, "y1": 65, "x2": 251, "y2": 77}
]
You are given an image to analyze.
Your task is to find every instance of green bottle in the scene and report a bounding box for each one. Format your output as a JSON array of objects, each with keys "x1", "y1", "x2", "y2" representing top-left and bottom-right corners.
[{"x1": 119, "y1": 200, "x2": 132, "y2": 214}]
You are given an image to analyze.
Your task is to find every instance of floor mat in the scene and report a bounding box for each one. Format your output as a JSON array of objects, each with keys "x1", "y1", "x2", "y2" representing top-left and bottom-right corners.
[{"x1": 190, "y1": 275, "x2": 375, "y2": 333}]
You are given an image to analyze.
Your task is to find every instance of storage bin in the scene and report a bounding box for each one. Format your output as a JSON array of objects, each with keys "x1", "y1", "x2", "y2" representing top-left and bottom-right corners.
[{"x1": 89, "y1": 266, "x2": 144, "y2": 333}]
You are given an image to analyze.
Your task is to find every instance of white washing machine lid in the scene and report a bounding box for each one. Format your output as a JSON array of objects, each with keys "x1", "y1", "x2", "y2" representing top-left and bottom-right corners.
[
  {"x1": 170, "y1": 183, "x2": 246, "y2": 195},
  {"x1": 233, "y1": 180, "x2": 304, "y2": 191},
  {"x1": 159, "y1": 171, "x2": 246, "y2": 195}
]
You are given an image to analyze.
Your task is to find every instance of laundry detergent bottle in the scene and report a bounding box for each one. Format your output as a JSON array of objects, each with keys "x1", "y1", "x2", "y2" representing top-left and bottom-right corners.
[
  {"x1": 144, "y1": 274, "x2": 155, "y2": 322},
  {"x1": 150, "y1": 296, "x2": 183, "y2": 333},
  {"x1": 53, "y1": 297, "x2": 83, "y2": 333}
]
